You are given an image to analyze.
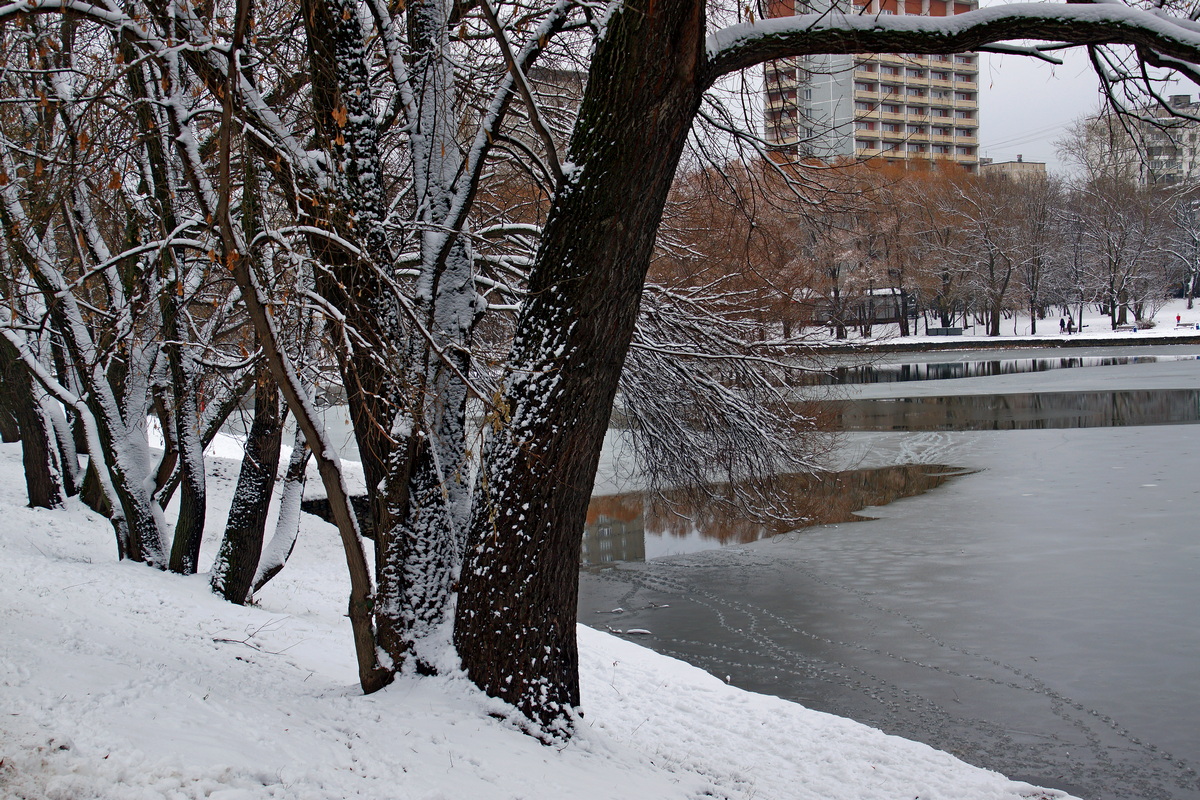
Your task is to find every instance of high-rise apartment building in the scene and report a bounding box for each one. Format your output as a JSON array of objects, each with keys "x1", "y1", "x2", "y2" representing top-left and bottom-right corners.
[
  {"x1": 1138, "y1": 94, "x2": 1200, "y2": 185},
  {"x1": 764, "y1": 0, "x2": 981, "y2": 172}
]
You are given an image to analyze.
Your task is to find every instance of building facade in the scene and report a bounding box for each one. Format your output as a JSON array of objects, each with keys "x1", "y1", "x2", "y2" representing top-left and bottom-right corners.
[
  {"x1": 1139, "y1": 94, "x2": 1200, "y2": 185},
  {"x1": 764, "y1": 0, "x2": 980, "y2": 172}
]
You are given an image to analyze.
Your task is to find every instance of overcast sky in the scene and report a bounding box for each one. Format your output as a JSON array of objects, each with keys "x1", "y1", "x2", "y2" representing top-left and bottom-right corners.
[
  {"x1": 978, "y1": 41, "x2": 1200, "y2": 176},
  {"x1": 979, "y1": 48, "x2": 1104, "y2": 174}
]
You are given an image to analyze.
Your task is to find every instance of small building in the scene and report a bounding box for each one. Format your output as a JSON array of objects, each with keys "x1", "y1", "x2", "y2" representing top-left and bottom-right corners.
[{"x1": 979, "y1": 154, "x2": 1047, "y2": 181}]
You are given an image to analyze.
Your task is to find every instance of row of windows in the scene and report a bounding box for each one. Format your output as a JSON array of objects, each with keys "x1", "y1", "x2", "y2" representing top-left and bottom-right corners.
[
  {"x1": 854, "y1": 101, "x2": 976, "y2": 117},
  {"x1": 852, "y1": 102, "x2": 976, "y2": 122},
  {"x1": 853, "y1": 82, "x2": 976, "y2": 102},
  {"x1": 856, "y1": 139, "x2": 977, "y2": 156},
  {"x1": 858, "y1": 64, "x2": 975, "y2": 83},
  {"x1": 869, "y1": 52, "x2": 976, "y2": 65},
  {"x1": 855, "y1": 121, "x2": 975, "y2": 136}
]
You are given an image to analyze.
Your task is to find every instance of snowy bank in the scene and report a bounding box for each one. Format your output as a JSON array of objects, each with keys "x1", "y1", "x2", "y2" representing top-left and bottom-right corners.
[{"x1": 0, "y1": 442, "x2": 1070, "y2": 800}]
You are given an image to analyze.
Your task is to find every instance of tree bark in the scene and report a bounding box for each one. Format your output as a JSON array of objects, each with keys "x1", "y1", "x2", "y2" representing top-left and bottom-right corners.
[
  {"x1": 454, "y1": 0, "x2": 706, "y2": 732},
  {"x1": 0, "y1": 336, "x2": 63, "y2": 509},
  {"x1": 211, "y1": 360, "x2": 284, "y2": 604}
]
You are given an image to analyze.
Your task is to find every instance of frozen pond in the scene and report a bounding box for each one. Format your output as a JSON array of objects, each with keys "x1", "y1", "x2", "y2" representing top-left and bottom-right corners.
[
  {"x1": 839, "y1": 388, "x2": 1200, "y2": 430},
  {"x1": 580, "y1": 344, "x2": 1200, "y2": 800},
  {"x1": 821, "y1": 352, "x2": 1200, "y2": 385}
]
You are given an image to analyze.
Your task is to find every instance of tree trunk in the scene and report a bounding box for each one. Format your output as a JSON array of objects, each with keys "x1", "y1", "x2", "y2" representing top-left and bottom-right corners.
[
  {"x1": 253, "y1": 428, "x2": 310, "y2": 593},
  {"x1": 0, "y1": 336, "x2": 63, "y2": 509},
  {"x1": 211, "y1": 360, "x2": 284, "y2": 603},
  {"x1": 454, "y1": 0, "x2": 706, "y2": 732},
  {"x1": 0, "y1": 390, "x2": 19, "y2": 442}
]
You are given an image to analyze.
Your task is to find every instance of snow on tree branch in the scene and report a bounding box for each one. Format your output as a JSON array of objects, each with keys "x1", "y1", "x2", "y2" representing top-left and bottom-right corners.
[{"x1": 706, "y1": 3, "x2": 1200, "y2": 82}]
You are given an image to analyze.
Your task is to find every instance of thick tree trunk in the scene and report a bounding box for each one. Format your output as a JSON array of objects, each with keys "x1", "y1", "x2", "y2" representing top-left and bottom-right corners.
[
  {"x1": 302, "y1": 0, "x2": 403, "y2": 535},
  {"x1": 454, "y1": 0, "x2": 706, "y2": 732},
  {"x1": 369, "y1": 0, "x2": 485, "y2": 671},
  {"x1": 211, "y1": 362, "x2": 284, "y2": 603}
]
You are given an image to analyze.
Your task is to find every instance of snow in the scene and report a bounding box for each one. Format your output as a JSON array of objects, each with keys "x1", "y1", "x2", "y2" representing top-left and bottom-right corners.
[
  {"x1": 816, "y1": 297, "x2": 1200, "y2": 347},
  {"x1": 0, "y1": 442, "x2": 1071, "y2": 799},
  {"x1": 706, "y1": 2, "x2": 1200, "y2": 62}
]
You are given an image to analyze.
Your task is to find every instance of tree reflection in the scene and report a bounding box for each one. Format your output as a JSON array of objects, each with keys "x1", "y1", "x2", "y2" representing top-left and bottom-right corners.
[{"x1": 582, "y1": 465, "x2": 964, "y2": 564}]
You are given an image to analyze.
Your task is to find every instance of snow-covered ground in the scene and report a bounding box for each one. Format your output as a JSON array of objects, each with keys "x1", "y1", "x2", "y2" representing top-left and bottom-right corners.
[
  {"x1": 0, "y1": 440, "x2": 1072, "y2": 800},
  {"x1": 818, "y1": 297, "x2": 1200, "y2": 345},
  {"x1": 9, "y1": 300, "x2": 1194, "y2": 800}
]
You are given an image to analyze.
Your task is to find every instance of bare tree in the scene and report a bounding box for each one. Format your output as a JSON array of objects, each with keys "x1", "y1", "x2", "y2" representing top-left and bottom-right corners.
[{"x1": 10, "y1": 0, "x2": 1200, "y2": 737}]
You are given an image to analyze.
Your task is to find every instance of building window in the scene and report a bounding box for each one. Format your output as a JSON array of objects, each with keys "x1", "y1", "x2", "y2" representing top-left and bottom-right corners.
[
  {"x1": 884, "y1": 103, "x2": 902, "y2": 114},
  {"x1": 906, "y1": 87, "x2": 925, "y2": 97},
  {"x1": 855, "y1": 101, "x2": 874, "y2": 112},
  {"x1": 954, "y1": 109, "x2": 975, "y2": 119},
  {"x1": 856, "y1": 121, "x2": 876, "y2": 130},
  {"x1": 956, "y1": 145, "x2": 975, "y2": 156},
  {"x1": 955, "y1": 72, "x2": 975, "y2": 83},
  {"x1": 907, "y1": 124, "x2": 926, "y2": 134},
  {"x1": 954, "y1": 55, "x2": 975, "y2": 65},
  {"x1": 955, "y1": 127, "x2": 975, "y2": 137},
  {"x1": 906, "y1": 68, "x2": 926, "y2": 78},
  {"x1": 955, "y1": 91, "x2": 975, "y2": 102},
  {"x1": 855, "y1": 82, "x2": 876, "y2": 92},
  {"x1": 908, "y1": 106, "x2": 927, "y2": 116}
]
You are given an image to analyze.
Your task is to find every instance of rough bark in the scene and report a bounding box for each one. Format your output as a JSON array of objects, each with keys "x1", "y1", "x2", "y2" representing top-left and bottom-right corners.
[
  {"x1": 211, "y1": 361, "x2": 285, "y2": 604},
  {"x1": 302, "y1": 0, "x2": 402, "y2": 529},
  {"x1": 375, "y1": 0, "x2": 478, "y2": 673},
  {"x1": 0, "y1": 336, "x2": 63, "y2": 509},
  {"x1": 454, "y1": 0, "x2": 706, "y2": 731},
  {"x1": 253, "y1": 428, "x2": 310, "y2": 594}
]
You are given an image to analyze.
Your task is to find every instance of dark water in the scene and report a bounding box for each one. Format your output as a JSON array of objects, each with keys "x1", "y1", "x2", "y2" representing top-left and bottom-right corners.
[
  {"x1": 823, "y1": 354, "x2": 1199, "y2": 385},
  {"x1": 583, "y1": 465, "x2": 966, "y2": 565},
  {"x1": 838, "y1": 389, "x2": 1200, "y2": 431},
  {"x1": 579, "y1": 364, "x2": 1200, "y2": 799}
]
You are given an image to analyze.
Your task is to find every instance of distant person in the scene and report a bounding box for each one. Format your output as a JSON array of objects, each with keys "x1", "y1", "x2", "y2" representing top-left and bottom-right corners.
[
  {"x1": 1067, "y1": 316, "x2": 1075, "y2": 334},
  {"x1": 1178, "y1": 314, "x2": 1182, "y2": 325},
  {"x1": 1059, "y1": 317, "x2": 1066, "y2": 334}
]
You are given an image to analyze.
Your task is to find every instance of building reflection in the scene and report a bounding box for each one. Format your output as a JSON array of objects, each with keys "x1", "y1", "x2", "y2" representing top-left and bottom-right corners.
[{"x1": 582, "y1": 464, "x2": 962, "y2": 566}]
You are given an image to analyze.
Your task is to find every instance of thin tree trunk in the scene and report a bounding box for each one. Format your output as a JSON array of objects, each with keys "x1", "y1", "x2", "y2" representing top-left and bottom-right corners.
[
  {"x1": 211, "y1": 360, "x2": 284, "y2": 603},
  {"x1": 0, "y1": 336, "x2": 63, "y2": 509},
  {"x1": 253, "y1": 428, "x2": 310, "y2": 594}
]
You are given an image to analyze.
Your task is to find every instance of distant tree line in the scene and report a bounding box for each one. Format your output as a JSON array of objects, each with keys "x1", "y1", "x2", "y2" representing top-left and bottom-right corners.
[{"x1": 657, "y1": 148, "x2": 1199, "y2": 338}]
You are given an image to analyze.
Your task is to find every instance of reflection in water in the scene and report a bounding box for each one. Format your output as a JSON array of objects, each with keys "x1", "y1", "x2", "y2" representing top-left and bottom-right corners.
[
  {"x1": 838, "y1": 389, "x2": 1200, "y2": 431},
  {"x1": 823, "y1": 354, "x2": 1199, "y2": 385},
  {"x1": 583, "y1": 464, "x2": 964, "y2": 565}
]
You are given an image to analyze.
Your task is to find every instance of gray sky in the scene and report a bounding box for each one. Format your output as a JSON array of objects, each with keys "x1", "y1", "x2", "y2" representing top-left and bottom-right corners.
[
  {"x1": 979, "y1": 48, "x2": 1104, "y2": 175},
  {"x1": 979, "y1": 46, "x2": 1200, "y2": 176}
]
